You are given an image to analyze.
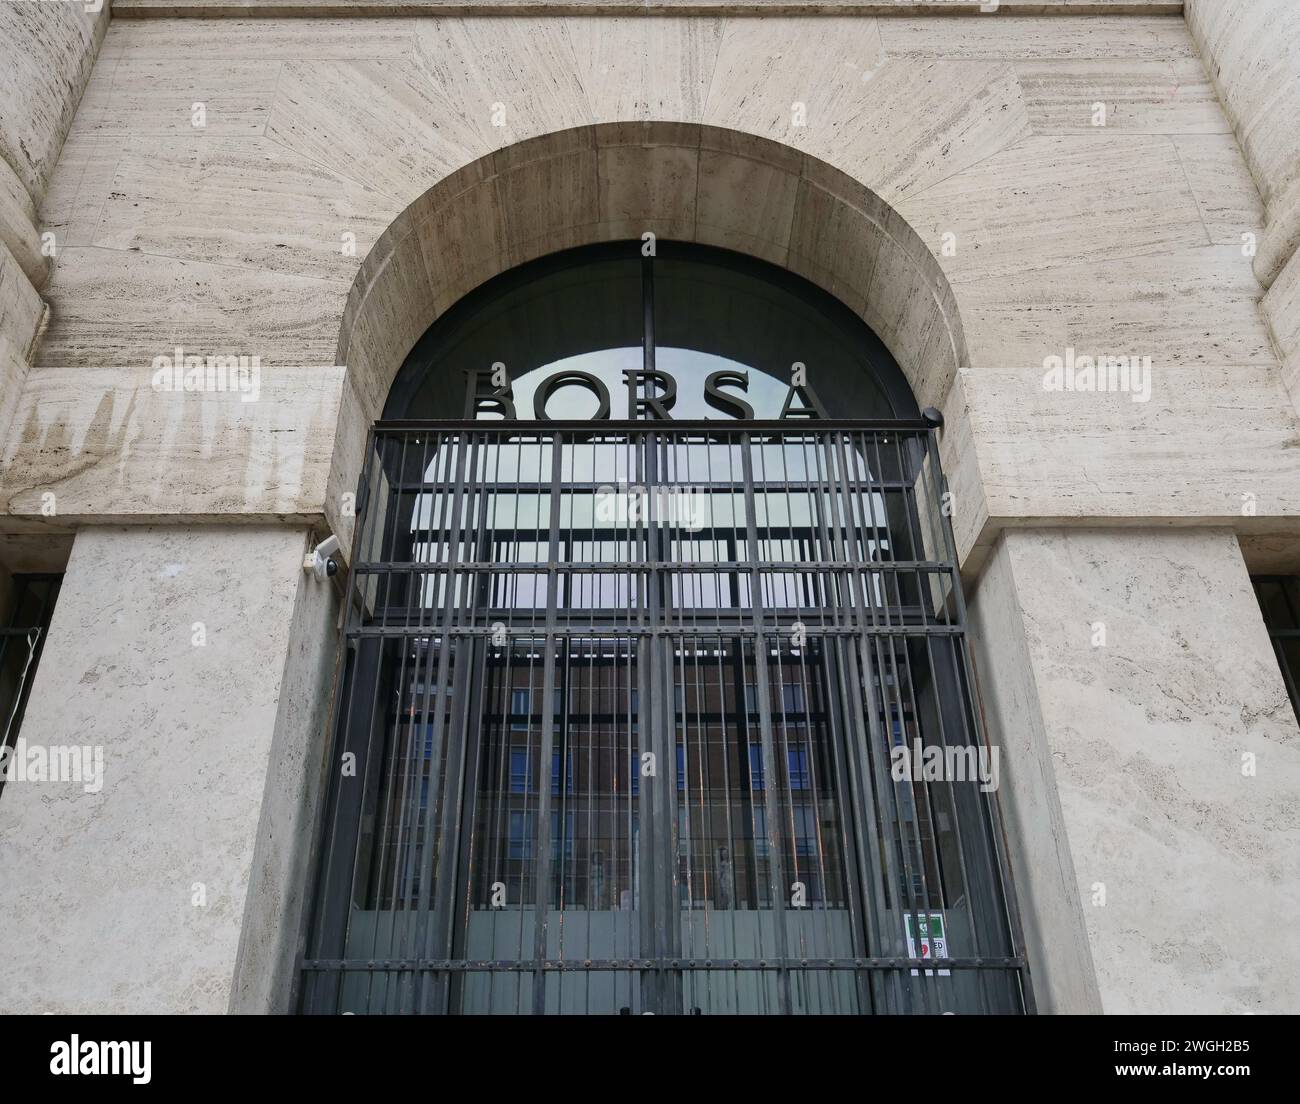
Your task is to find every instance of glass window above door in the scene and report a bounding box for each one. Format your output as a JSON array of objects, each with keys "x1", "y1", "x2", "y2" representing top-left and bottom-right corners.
[{"x1": 384, "y1": 241, "x2": 917, "y2": 423}]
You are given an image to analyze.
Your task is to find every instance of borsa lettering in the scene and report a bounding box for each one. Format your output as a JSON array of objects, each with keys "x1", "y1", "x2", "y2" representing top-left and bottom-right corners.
[{"x1": 464, "y1": 367, "x2": 826, "y2": 421}]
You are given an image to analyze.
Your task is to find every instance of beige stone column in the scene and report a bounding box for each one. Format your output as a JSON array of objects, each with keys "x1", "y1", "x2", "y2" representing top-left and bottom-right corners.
[
  {"x1": 0, "y1": 525, "x2": 340, "y2": 1013},
  {"x1": 968, "y1": 527, "x2": 1300, "y2": 1014}
]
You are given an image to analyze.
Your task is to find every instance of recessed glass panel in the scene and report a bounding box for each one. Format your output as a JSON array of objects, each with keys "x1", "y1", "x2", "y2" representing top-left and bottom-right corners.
[
  {"x1": 392, "y1": 253, "x2": 642, "y2": 420},
  {"x1": 385, "y1": 242, "x2": 916, "y2": 422},
  {"x1": 653, "y1": 250, "x2": 899, "y2": 419}
]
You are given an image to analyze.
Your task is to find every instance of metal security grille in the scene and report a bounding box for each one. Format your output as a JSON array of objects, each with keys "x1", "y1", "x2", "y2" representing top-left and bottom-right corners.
[
  {"x1": 0, "y1": 573, "x2": 62, "y2": 801},
  {"x1": 298, "y1": 420, "x2": 1033, "y2": 1014}
]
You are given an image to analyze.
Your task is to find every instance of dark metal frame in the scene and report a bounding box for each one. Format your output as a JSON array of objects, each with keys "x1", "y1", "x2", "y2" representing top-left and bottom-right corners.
[
  {"x1": 383, "y1": 241, "x2": 921, "y2": 422},
  {"x1": 1252, "y1": 576, "x2": 1300, "y2": 723},
  {"x1": 296, "y1": 421, "x2": 1033, "y2": 1014},
  {"x1": 0, "y1": 573, "x2": 62, "y2": 800}
]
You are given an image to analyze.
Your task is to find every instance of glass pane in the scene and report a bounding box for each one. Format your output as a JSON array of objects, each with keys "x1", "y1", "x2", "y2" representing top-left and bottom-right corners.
[
  {"x1": 463, "y1": 636, "x2": 644, "y2": 1015},
  {"x1": 385, "y1": 242, "x2": 917, "y2": 422},
  {"x1": 653, "y1": 247, "x2": 899, "y2": 419},
  {"x1": 673, "y1": 636, "x2": 860, "y2": 1014},
  {"x1": 394, "y1": 252, "x2": 642, "y2": 420}
]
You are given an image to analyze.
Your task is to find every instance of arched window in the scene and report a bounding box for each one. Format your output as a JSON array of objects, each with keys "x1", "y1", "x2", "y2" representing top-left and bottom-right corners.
[
  {"x1": 386, "y1": 242, "x2": 916, "y2": 422},
  {"x1": 299, "y1": 242, "x2": 1031, "y2": 1016}
]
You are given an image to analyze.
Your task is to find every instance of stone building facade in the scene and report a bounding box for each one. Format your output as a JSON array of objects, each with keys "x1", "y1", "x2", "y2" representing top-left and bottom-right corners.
[{"x1": 0, "y1": 0, "x2": 1297, "y2": 1014}]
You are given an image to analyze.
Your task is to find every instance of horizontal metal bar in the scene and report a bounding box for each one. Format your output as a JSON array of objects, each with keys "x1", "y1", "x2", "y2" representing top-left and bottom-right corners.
[
  {"x1": 382, "y1": 530, "x2": 907, "y2": 544},
  {"x1": 351, "y1": 560, "x2": 953, "y2": 573},
  {"x1": 349, "y1": 608, "x2": 944, "y2": 624},
  {"x1": 349, "y1": 620, "x2": 959, "y2": 634},
  {"x1": 373, "y1": 419, "x2": 935, "y2": 434},
  {"x1": 302, "y1": 956, "x2": 1025, "y2": 973},
  {"x1": 382, "y1": 481, "x2": 917, "y2": 494}
]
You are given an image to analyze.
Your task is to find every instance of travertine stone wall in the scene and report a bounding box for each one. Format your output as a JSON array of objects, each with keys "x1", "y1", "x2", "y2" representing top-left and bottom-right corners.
[
  {"x1": 1264, "y1": 252, "x2": 1300, "y2": 421},
  {"x1": 0, "y1": 241, "x2": 45, "y2": 479},
  {"x1": 0, "y1": 0, "x2": 110, "y2": 505},
  {"x1": 1185, "y1": 0, "x2": 1300, "y2": 289},
  {"x1": 0, "y1": 525, "x2": 333, "y2": 1013},
  {"x1": 0, "y1": 2, "x2": 111, "y2": 210},
  {"x1": 1185, "y1": 1, "x2": 1300, "y2": 419},
  {"x1": 0, "y1": 0, "x2": 111, "y2": 293},
  {"x1": 230, "y1": 536, "x2": 341, "y2": 1014},
  {"x1": 966, "y1": 532, "x2": 1103, "y2": 1014},
  {"x1": 0, "y1": 158, "x2": 50, "y2": 293},
  {"x1": 970, "y1": 528, "x2": 1300, "y2": 1013},
  {"x1": 6, "y1": 9, "x2": 1294, "y2": 574},
  {"x1": 0, "y1": 363, "x2": 344, "y2": 523}
]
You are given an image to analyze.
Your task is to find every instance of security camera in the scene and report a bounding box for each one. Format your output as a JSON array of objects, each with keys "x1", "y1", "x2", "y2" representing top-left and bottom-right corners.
[{"x1": 304, "y1": 534, "x2": 341, "y2": 582}]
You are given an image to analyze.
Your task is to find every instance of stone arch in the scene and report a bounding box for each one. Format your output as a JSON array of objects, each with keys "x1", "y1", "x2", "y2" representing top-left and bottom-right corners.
[{"x1": 327, "y1": 121, "x2": 969, "y2": 551}]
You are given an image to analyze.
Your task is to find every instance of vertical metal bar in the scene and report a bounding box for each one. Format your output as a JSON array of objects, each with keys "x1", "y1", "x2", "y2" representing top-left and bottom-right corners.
[
  {"x1": 341, "y1": 433, "x2": 411, "y2": 1013},
  {"x1": 740, "y1": 429, "x2": 792, "y2": 1014},
  {"x1": 799, "y1": 431, "x2": 874, "y2": 1012},
  {"x1": 811, "y1": 429, "x2": 894, "y2": 1009},
  {"x1": 296, "y1": 425, "x2": 382, "y2": 1013},
  {"x1": 381, "y1": 431, "x2": 431, "y2": 1014},
  {"x1": 829, "y1": 430, "x2": 913, "y2": 1012},
  {"x1": 410, "y1": 428, "x2": 475, "y2": 1012},
  {"x1": 922, "y1": 429, "x2": 1035, "y2": 1013},
  {"x1": 530, "y1": 430, "x2": 565, "y2": 1014},
  {"x1": 892, "y1": 430, "x2": 988, "y2": 1013},
  {"x1": 445, "y1": 427, "x2": 500, "y2": 1012},
  {"x1": 859, "y1": 429, "x2": 938, "y2": 1013},
  {"x1": 423, "y1": 429, "x2": 486, "y2": 1011}
]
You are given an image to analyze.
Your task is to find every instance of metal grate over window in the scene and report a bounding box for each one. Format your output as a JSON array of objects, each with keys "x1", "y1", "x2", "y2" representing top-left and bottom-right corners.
[
  {"x1": 297, "y1": 420, "x2": 1033, "y2": 1014},
  {"x1": 0, "y1": 573, "x2": 61, "y2": 802},
  {"x1": 1253, "y1": 576, "x2": 1300, "y2": 724}
]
